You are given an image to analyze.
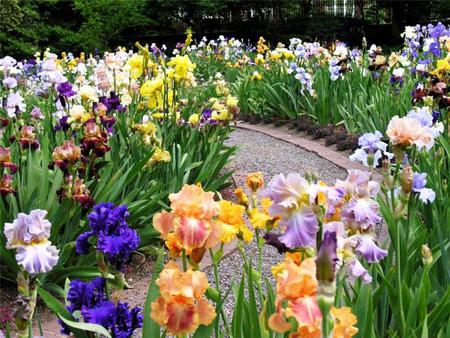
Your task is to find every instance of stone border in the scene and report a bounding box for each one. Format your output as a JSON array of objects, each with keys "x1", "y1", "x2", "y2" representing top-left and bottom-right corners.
[{"x1": 237, "y1": 122, "x2": 382, "y2": 181}]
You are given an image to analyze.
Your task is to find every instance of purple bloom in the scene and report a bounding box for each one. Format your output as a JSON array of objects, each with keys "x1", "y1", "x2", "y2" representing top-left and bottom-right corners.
[
  {"x1": 112, "y1": 302, "x2": 143, "y2": 338},
  {"x1": 3, "y1": 77, "x2": 17, "y2": 89},
  {"x1": 352, "y1": 235, "x2": 387, "y2": 263},
  {"x1": 57, "y1": 82, "x2": 76, "y2": 97},
  {"x1": 413, "y1": 172, "x2": 427, "y2": 191},
  {"x1": 96, "y1": 226, "x2": 140, "y2": 256},
  {"x1": 55, "y1": 116, "x2": 70, "y2": 132},
  {"x1": 200, "y1": 108, "x2": 217, "y2": 126},
  {"x1": 30, "y1": 107, "x2": 44, "y2": 120},
  {"x1": 82, "y1": 300, "x2": 116, "y2": 328},
  {"x1": 77, "y1": 203, "x2": 140, "y2": 270},
  {"x1": 61, "y1": 278, "x2": 142, "y2": 337},
  {"x1": 407, "y1": 107, "x2": 433, "y2": 127},
  {"x1": 432, "y1": 111, "x2": 440, "y2": 123},
  {"x1": 342, "y1": 198, "x2": 382, "y2": 229},
  {"x1": 263, "y1": 173, "x2": 310, "y2": 217},
  {"x1": 66, "y1": 277, "x2": 106, "y2": 313},
  {"x1": 316, "y1": 231, "x2": 338, "y2": 282},
  {"x1": 428, "y1": 41, "x2": 441, "y2": 56},
  {"x1": 99, "y1": 92, "x2": 125, "y2": 113},
  {"x1": 358, "y1": 131, "x2": 385, "y2": 152},
  {"x1": 350, "y1": 131, "x2": 393, "y2": 168},
  {"x1": 429, "y1": 22, "x2": 447, "y2": 38},
  {"x1": 75, "y1": 230, "x2": 94, "y2": 254},
  {"x1": 278, "y1": 206, "x2": 319, "y2": 248},
  {"x1": 347, "y1": 258, "x2": 372, "y2": 284}
]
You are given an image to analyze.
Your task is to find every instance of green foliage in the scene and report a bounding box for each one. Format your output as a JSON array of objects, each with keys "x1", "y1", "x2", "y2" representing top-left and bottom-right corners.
[{"x1": 72, "y1": 0, "x2": 154, "y2": 51}]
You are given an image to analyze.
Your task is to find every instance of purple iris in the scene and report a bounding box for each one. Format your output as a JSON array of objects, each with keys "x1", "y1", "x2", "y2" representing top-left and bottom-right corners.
[
  {"x1": 316, "y1": 231, "x2": 338, "y2": 282},
  {"x1": 99, "y1": 92, "x2": 125, "y2": 113},
  {"x1": 278, "y1": 207, "x2": 319, "y2": 248},
  {"x1": 353, "y1": 235, "x2": 387, "y2": 263},
  {"x1": 429, "y1": 22, "x2": 447, "y2": 38},
  {"x1": 200, "y1": 108, "x2": 217, "y2": 126},
  {"x1": 76, "y1": 203, "x2": 140, "y2": 271},
  {"x1": 407, "y1": 107, "x2": 433, "y2": 127},
  {"x1": 54, "y1": 116, "x2": 70, "y2": 132},
  {"x1": 112, "y1": 302, "x2": 144, "y2": 338},
  {"x1": 61, "y1": 278, "x2": 142, "y2": 337},
  {"x1": 341, "y1": 198, "x2": 382, "y2": 229},
  {"x1": 413, "y1": 172, "x2": 427, "y2": 191},
  {"x1": 432, "y1": 111, "x2": 440, "y2": 123},
  {"x1": 428, "y1": 41, "x2": 441, "y2": 57},
  {"x1": 81, "y1": 301, "x2": 116, "y2": 328},
  {"x1": 57, "y1": 82, "x2": 76, "y2": 97},
  {"x1": 66, "y1": 277, "x2": 106, "y2": 313},
  {"x1": 358, "y1": 131, "x2": 384, "y2": 152}
]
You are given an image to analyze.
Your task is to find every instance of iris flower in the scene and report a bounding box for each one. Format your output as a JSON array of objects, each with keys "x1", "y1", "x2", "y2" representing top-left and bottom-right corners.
[{"x1": 4, "y1": 210, "x2": 59, "y2": 274}]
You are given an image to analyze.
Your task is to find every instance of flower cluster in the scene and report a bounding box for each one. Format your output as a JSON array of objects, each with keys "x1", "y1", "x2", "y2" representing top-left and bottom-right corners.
[
  {"x1": 150, "y1": 262, "x2": 215, "y2": 336},
  {"x1": 51, "y1": 140, "x2": 94, "y2": 209},
  {"x1": 263, "y1": 170, "x2": 386, "y2": 283},
  {"x1": 60, "y1": 277, "x2": 142, "y2": 337},
  {"x1": 386, "y1": 106, "x2": 443, "y2": 151},
  {"x1": 4, "y1": 210, "x2": 59, "y2": 274},
  {"x1": 268, "y1": 256, "x2": 358, "y2": 337},
  {"x1": 0, "y1": 146, "x2": 17, "y2": 196},
  {"x1": 288, "y1": 63, "x2": 314, "y2": 95},
  {"x1": 76, "y1": 203, "x2": 140, "y2": 271},
  {"x1": 350, "y1": 131, "x2": 393, "y2": 168},
  {"x1": 153, "y1": 184, "x2": 248, "y2": 262}
]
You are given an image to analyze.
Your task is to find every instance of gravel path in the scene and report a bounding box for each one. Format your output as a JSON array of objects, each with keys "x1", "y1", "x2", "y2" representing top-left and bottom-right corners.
[{"x1": 204, "y1": 128, "x2": 347, "y2": 325}]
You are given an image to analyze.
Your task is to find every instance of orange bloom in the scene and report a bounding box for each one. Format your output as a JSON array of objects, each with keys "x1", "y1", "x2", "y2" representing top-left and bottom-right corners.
[
  {"x1": 268, "y1": 257, "x2": 358, "y2": 338},
  {"x1": 246, "y1": 172, "x2": 264, "y2": 192},
  {"x1": 150, "y1": 262, "x2": 216, "y2": 337},
  {"x1": 331, "y1": 307, "x2": 359, "y2": 338},
  {"x1": 277, "y1": 257, "x2": 317, "y2": 300},
  {"x1": 269, "y1": 257, "x2": 319, "y2": 333},
  {"x1": 169, "y1": 184, "x2": 218, "y2": 219},
  {"x1": 153, "y1": 185, "x2": 220, "y2": 256}
]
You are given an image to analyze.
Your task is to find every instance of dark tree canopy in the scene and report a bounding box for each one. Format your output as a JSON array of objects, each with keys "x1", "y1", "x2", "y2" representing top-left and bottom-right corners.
[{"x1": 0, "y1": 0, "x2": 449, "y2": 57}]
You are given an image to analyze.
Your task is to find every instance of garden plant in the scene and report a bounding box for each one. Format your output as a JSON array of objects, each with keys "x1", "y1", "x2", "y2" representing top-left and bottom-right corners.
[{"x1": 0, "y1": 22, "x2": 449, "y2": 338}]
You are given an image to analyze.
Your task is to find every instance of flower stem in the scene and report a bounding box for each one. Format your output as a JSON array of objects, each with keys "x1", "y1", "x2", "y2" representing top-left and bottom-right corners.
[
  {"x1": 395, "y1": 221, "x2": 407, "y2": 336},
  {"x1": 255, "y1": 229, "x2": 263, "y2": 275},
  {"x1": 209, "y1": 248, "x2": 231, "y2": 338},
  {"x1": 181, "y1": 249, "x2": 188, "y2": 272}
]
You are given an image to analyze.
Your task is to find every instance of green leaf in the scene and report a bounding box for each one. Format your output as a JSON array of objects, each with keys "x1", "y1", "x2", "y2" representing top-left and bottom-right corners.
[
  {"x1": 192, "y1": 322, "x2": 215, "y2": 338},
  {"x1": 421, "y1": 316, "x2": 429, "y2": 338},
  {"x1": 37, "y1": 287, "x2": 88, "y2": 338},
  {"x1": 142, "y1": 249, "x2": 165, "y2": 338},
  {"x1": 232, "y1": 272, "x2": 245, "y2": 338},
  {"x1": 247, "y1": 262, "x2": 262, "y2": 338},
  {"x1": 58, "y1": 315, "x2": 111, "y2": 338}
]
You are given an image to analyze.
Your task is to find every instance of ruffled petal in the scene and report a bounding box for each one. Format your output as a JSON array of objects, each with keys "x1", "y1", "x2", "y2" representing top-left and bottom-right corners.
[
  {"x1": 279, "y1": 207, "x2": 318, "y2": 248},
  {"x1": 353, "y1": 235, "x2": 387, "y2": 263},
  {"x1": 164, "y1": 299, "x2": 198, "y2": 336},
  {"x1": 15, "y1": 242, "x2": 59, "y2": 274},
  {"x1": 196, "y1": 298, "x2": 216, "y2": 326},
  {"x1": 268, "y1": 311, "x2": 291, "y2": 333},
  {"x1": 347, "y1": 257, "x2": 372, "y2": 284},
  {"x1": 153, "y1": 211, "x2": 177, "y2": 237},
  {"x1": 174, "y1": 216, "x2": 211, "y2": 251}
]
